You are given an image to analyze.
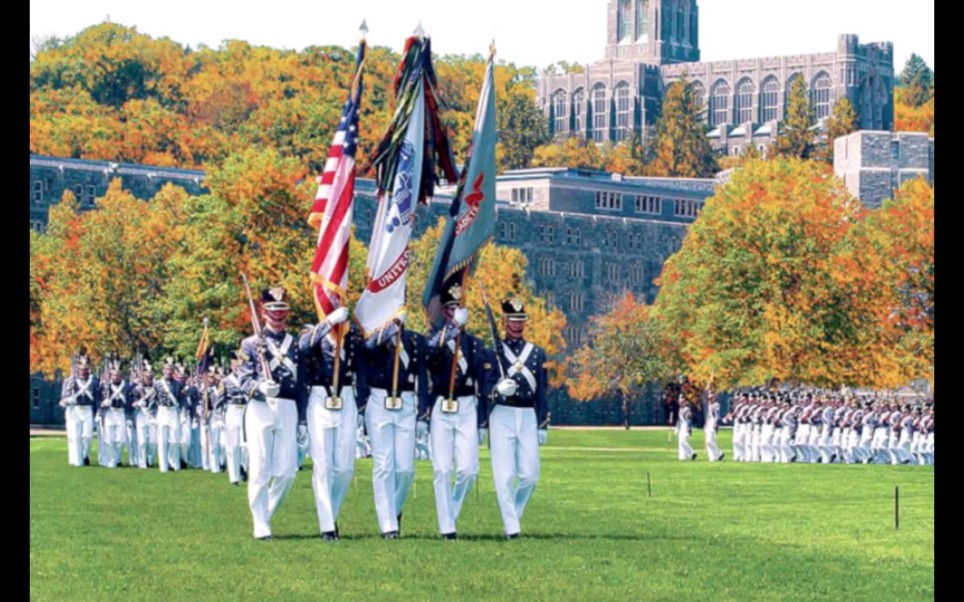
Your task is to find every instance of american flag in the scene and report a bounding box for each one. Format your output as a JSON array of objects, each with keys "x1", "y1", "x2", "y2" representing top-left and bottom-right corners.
[{"x1": 309, "y1": 41, "x2": 365, "y2": 330}]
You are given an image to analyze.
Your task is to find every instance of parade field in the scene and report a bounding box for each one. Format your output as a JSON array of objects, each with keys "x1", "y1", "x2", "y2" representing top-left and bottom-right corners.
[{"x1": 30, "y1": 429, "x2": 934, "y2": 601}]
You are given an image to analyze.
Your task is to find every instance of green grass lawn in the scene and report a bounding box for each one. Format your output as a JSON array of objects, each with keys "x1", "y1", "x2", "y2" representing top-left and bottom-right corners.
[{"x1": 30, "y1": 429, "x2": 933, "y2": 601}]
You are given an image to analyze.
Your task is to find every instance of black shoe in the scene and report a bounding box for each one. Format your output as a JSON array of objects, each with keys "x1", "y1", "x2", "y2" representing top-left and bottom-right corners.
[
  {"x1": 334, "y1": 522, "x2": 339, "y2": 538},
  {"x1": 256, "y1": 535, "x2": 272, "y2": 541},
  {"x1": 719, "y1": 453, "x2": 725, "y2": 461},
  {"x1": 232, "y1": 481, "x2": 239, "y2": 487},
  {"x1": 397, "y1": 513, "x2": 402, "y2": 535},
  {"x1": 505, "y1": 532, "x2": 520, "y2": 540},
  {"x1": 180, "y1": 460, "x2": 187, "y2": 470},
  {"x1": 83, "y1": 457, "x2": 90, "y2": 466},
  {"x1": 830, "y1": 454, "x2": 837, "y2": 464},
  {"x1": 691, "y1": 453, "x2": 697, "y2": 461},
  {"x1": 322, "y1": 531, "x2": 339, "y2": 541},
  {"x1": 442, "y1": 532, "x2": 457, "y2": 540},
  {"x1": 382, "y1": 531, "x2": 399, "y2": 540},
  {"x1": 240, "y1": 466, "x2": 248, "y2": 482}
]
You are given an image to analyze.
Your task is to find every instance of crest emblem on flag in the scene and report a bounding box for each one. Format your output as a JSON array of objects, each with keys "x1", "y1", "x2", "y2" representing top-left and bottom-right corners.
[{"x1": 386, "y1": 141, "x2": 416, "y2": 233}]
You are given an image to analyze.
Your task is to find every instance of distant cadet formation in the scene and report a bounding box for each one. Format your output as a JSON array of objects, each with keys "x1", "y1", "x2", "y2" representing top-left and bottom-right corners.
[
  {"x1": 720, "y1": 388, "x2": 935, "y2": 465},
  {"x1": 59, "y1": 284, "x2": 550, "y2": 542}
]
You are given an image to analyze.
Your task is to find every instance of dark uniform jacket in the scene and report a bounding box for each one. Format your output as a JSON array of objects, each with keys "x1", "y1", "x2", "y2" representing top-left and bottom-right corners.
[
  {"x1": 484, "y1": 338, "x2": 550, "y2": 429},
  {"x1": 423, "y1": 322, "x2": 488, "y2": 427}
]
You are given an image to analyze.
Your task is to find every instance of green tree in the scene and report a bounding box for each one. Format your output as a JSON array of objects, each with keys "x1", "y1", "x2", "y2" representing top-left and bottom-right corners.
[
  {"x1": 531, "y1": 135, "x2": 605, "y2": 170},
  {"x1": 644, "y1": 75, "x2": 717, "y2": 177},
  {"x1": 814, "y1": 97, "x2": 857, "y2": 164},
  {"x1": 496, "y1": 88, "x2": 550, "y2": 172},
  {"x1": 898, "y1": 53, "x2": 933, "y2": 107},
  {"x1": 772, "y1": 75, "x2": 815, "y2": 159}
]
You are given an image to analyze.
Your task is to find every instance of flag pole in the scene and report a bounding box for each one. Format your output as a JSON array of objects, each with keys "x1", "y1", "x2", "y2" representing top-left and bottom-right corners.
[
  {"x1": 445, "y1": 269, "x2": 469, "y2": 409},
  {"x1": 201, "y1": 316, "x2": 210, "y2": 467}
]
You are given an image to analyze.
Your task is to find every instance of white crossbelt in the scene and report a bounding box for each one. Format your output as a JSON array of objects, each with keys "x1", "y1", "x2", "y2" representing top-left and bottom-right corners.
[
  {"x1": 266, "y1": 334, "x2": 297, "y2": 377},
  {"x1": 159, "y1": 379, "x2": 177, "y2": 405},
  {"x1": 503, "y1": 342, "x2": 536, "y2": 392},
  {"x1": 108, "y1": 384, "x2": 126, "y2": 404},
  {"x1": 392, "y1": 339, "x2": 410, "y2": 371},
  {"x1": 446, "y1": 340, "x2": 468, "y2": 374},
  {"x1": 73, "y1": 377, "x2": 94, "y2": 403}
]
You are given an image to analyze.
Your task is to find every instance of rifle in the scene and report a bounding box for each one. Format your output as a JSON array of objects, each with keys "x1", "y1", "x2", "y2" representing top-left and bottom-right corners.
[
  {"x1": 240, "y1": 272, "x2": 277, "y2": 387},
  {"x1": 478, "y1": 282, "x2": 505, "y2": 380}
]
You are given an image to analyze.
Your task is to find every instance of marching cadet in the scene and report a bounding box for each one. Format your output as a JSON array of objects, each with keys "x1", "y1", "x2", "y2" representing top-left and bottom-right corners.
[
  {"x1": 887, "y1": 403, "x2": 903, "y2": 465},
  {"x1": 126, "y1": 366, "x2": 140, "y2": 468},
  {"x1": 421, "y1": 282, "x2": 487, "y2": 540},
  {"x1": 175, "y1": 364, "x2": 200, "y2": 469},
  {"x1": 132, "y1": 360, "x2": 158, "y2": 468},
  {"x1": 238, "y1": 286, "x2": 308, "y2": 541},
  {"x1": 198, "y1": 365, "x2": 225, "y2": 473},
  {"x1": 818, "y1": 398, "x2": 836, "y2": 464},
  {"x1": 704, "y1": 390, "x2": 723, "y2": 462},
  {"x1": 221, "y1": 351, "x2": 249, "y2": 486},
  {"x1": 59, "y1": 351, "x2": 100, "y2": 466},
  {"x1": 359, "y1": 314, "x2": 428, "y2": 540},
  {"x1": 677, "y1": 395, "x2": 695, "y2": 461},
  {"x1": 99, "y1": 359, "x2": 131, "y2": 467},
  {"x1": 485, "y1": 297, "x2": 550, "y2": 539},
  {"x1": 154, "y1": 357, "x2": 183, "y2": 472},
  {"x1": 298, "y1": 304, "x2": 358, "y2": 541}
]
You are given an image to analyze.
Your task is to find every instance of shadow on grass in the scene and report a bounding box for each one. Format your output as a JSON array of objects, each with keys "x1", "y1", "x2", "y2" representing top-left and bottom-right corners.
[{"x1": 267, "y1": 531, "x2": 672, "y2": 542}]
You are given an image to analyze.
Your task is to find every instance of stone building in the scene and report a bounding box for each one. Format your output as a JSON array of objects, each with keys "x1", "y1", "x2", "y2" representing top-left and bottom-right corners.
[
  {"x1": 536, "y1": 0, "x2": 894, "y2": 156},
  {"x1": 833, "y1": 130, "x2": 934, "y2": 208}
]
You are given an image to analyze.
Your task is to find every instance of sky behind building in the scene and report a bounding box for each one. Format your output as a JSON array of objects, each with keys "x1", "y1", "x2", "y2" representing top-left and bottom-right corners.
[{"x1": 30, "y1": 0, "x2": 934, "y2": 72}]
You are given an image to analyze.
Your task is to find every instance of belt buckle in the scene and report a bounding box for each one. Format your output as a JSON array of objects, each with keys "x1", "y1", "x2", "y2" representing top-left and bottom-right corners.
[
  {"x1": 441, "y1": 398, "x2": 459, "y2": 414},
  {"x1": 384, "y1": 395, "x2": 402, "y2": 411},
  {"x1": 325, "y1": 396, "x2": 343, "y2": 410}
]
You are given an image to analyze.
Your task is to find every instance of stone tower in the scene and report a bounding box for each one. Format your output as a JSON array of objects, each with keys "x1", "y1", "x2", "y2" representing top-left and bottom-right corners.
[{"x1": 605, "y1": 0, "x2": 700, "y2": 64}]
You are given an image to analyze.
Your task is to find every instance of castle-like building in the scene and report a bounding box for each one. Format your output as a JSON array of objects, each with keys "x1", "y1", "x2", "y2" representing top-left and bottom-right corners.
[{"x1": 536, "y1": 0, "x2": 895, "y2": 156}]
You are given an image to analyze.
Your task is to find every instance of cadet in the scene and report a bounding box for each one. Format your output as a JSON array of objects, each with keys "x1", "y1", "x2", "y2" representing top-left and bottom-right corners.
[
  {"x1": 485, "y1": 297, "x2": 549, "y2": 539},
  {"x1": 299, "y1": 305, "x2": 359, "y2": 541},
  {"x1": 221, "y1": 351, "x2": 249, "y2": 486},
  {"x1": 59, "y1": 351, "x2": 100, "y2": 466},
  {"x1": 238, "y1": 286, "x2": 307, "y2": 541},
  {"x1": 154, "y1": 357, "x2": 183, "y2": 472},
  {"x1": 421, "y1": 282, "x2": 487, "y2": 539},
  {"x1": 704, "y1": 390, "x2": 723, "y2": 462},
  {"x1": 358, "y1": 314, "x2": 427, "y2": 539},
  {"x1": 99, "y1": 359, "x2": 131, "y2": 467}
]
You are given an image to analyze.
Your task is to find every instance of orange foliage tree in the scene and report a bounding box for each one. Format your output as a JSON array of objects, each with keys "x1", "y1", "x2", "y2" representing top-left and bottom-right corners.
[
  {"x1": 651, "y1": 157, "x2": 903, "y2": 390},
  {"x1": 568, "y1": 292, "x2": 671, "y2": 426}
]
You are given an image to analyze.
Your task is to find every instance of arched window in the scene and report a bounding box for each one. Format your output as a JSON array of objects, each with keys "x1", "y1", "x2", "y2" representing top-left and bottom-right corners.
[
  {"x1": 710, "y1": 80, "x2": 731, "y2": 127},
  {"x1": 614, "y1": 83, "x2": 632, "y2": 142},
  {"x1": 572, "y1": 88, "x2": 585, "y2": 135},
  {"x1": 591, "y1": 84, "x2": 608, "y2": 143},
  {"x1": 812, "y1": 72, "x2": 832, "y2": 120},
  {"x1": 553, "y1": 90, "x2": 568, "y2": 135},
  {"x1": 760, "y1": 76, "x2": 779, "y2": 122},
  {"x1": 690, "y1": 81, "x2": 705, "y2": 121},
  {"x1": 735, "y1": 78, "x2": 755, "y2": 124},
  {"x1": 677, "y1": 4, "x2": 685, "y2": 43},
  {"x1": 635, "y1": 0, "x2": 649, "y2": 41}
]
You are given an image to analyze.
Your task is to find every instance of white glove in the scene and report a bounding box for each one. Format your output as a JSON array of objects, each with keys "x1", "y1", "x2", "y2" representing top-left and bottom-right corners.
[
  {"x1": 327, "y1": 307, "x2": 349, "y2": 326},
  {"x1": 453, "y1": 307, "x2": 468, "y2": 327},
  {"x1": 416, "y1": 420, "x2": 429, "y2": 439},
  {"x1": 101, "y1": 401, "x2": 110, "y2": 408},
  {"x1": 297, "y1": 424, "x2": 309, "y2": 446},
  {"x1": 538, "y1": 429, "x2": 548, "y2": 446},
  {"x1": 395, "y1": 311, "x2": 407, "y2": 326},
  {"x1": 496, "y1": 378, "x2": 518, "y2": 398},
  {"x1": 478, "y1": 428, "x2": 487, "y2": 446},
  {"x1": 258, "y1": 380, "x2": 281, "y2": 399}
]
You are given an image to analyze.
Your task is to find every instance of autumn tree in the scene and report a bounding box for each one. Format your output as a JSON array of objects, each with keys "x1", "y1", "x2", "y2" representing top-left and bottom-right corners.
[
  {"x1": 406, "y1": 217, "x2": 568, "y2": 386},
  {"x1": 771, "y1": 75, "x2": 815, "y2": 159},
  {"x1": 568, "y1": 292, "x2": 671, "y2": 428},
  {"x1": 531, "y1": 135, "x2": 605, "y2": 170},
  {"x1": 858, "y1": 178, "x2": 934, "y2": 386},
  {"x1": 644, "y1": 75, "x2": 717, "y2": 177},
  {"x1": 652, "y1": 157, "x2": 891, "y2": 390}
]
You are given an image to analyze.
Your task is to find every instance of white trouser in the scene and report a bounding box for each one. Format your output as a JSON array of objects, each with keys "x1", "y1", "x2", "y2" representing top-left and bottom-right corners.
[
  {"x1": 156, "y1": 406, "x2": 181, "y2": 472},
  {"x1": 749, "y1": 427, "x2": 761, "y2": 462},
  {"x1": 830, "y1": 427, "x2": 843, "y2": 461},
  {"x1": 178, "y1": 411, "x2": 196, "y2": 467},
  {"x1": 126, "y1": 417, "x2": 139, "y2": 467},
  {"x1": 818, "y1": 427, "x2": 833, "y2": 463},
  {"x1": 134, "y1": 410, "x2": 156, "y2": 468},
  {"x1": 732, "y1": 423, "x2": 744, "y2": 461},
  {"x1": 366, "y1": 389, "x2": 417, "y2": 534},
  {"x1": 677, "y1": 425, "x2": 694, "y2": 460},
  {"x1": 760, "y1": 425, "x2": 775, "y2": 462},
  {"x1": 871, "y1": 427, "x2": 889, "y2": 463},
  {"x1": 795, "y1": 425, "x2": 810, "y2": 462},
  {"x1": 895, "y1": 433, "x2": 911, "y2": 464},
  {"x1": 103, "y1": 408, "x2": 127, "y2": 467},
  {"x1": 224, "y1": 405, "x2": 248, "y2": 484},
  {"x1": 808, "y1": 426, "x2": 821, "y2": 462},
  {"x1": 856, "y1": 429, "x2": 873, "y2": 463},
  {"x1": 245, "y1": 397, "x2": 298, "y2": 539},
  {"x1": 307, "y1": 387, "x2": 358, "y2": 534},
  {"x1": 200, "y1": 423, "x2": 225, "y2": 472},
  {"x1": 430, "y1": 395, "x2": 479, "y2": 534},
  {"x1": 65, "y1": 405, "x2": 94, "y2": 466},
  {"x1": 778, "y1": 427, "x2": 793, "y2": 463},
  {"x1": 705, "y1": 425, "x2": 723, "y2": 461},
  {"x1": 925, "y1": 433, "x2": 934, "y2": 463},
  {"x1": 490, "y1": 405, "x2": 539, "y2": 536}
]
